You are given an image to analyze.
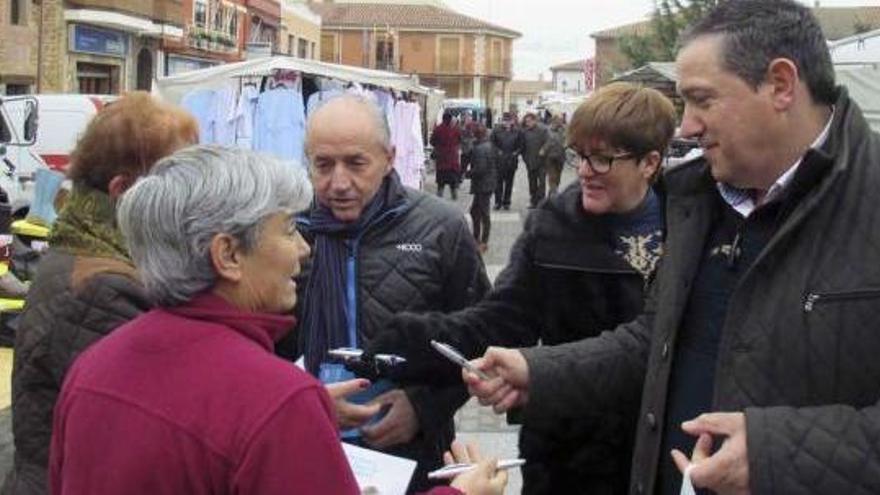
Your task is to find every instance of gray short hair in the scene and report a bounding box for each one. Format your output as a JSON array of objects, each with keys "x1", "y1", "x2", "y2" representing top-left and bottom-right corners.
[
  {"x1": 117, "y1": 145, "x2": 313, "y2": 307},
  {"x1": 306, "y1": 94, "x2": 391, "y2": 151}
]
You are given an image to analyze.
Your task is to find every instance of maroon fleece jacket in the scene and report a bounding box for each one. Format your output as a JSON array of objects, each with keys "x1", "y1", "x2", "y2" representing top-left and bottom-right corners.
[{"x1": 49, "y1": 293, "x2": 462, "y2": 495}]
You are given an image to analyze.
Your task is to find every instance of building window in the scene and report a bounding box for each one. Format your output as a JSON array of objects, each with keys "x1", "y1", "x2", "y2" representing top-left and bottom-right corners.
[
  {"x1": 310, "y1": 41, "x2": 316, "y2": 59},
  {"x1": 10, "y1": 0, "x2": 26, "y2": 25},
  {"x1": 5, "y1": 84, "x2": 30, "y2": 95},
  {"x1": 210, "y1": 0, "x2": 223, "y2": 31},
  {"x1": 437, "y1": 36, "x2": 461, "y2": 73},
  {"x1": 298, "y1": 38, "x2": 309, "y2": 59},
  {"x1": 376, "y1": 36, "x2": 394, "y2": 71},
  {"x1": 77, "y1": 62, "x2": 118, "y2": 95},
  {"x1": 491, "y1": 40, "x2": 503, "y2": 74},
  {"x1": 224, "y1": 6, "x2": 237, "y2": 39},
  {"x1": 288, "y1": 35, "x2": 295, "y2": 55},
  {"x1": 194, "y1": 0, "x2": 207, "y2": 28},
  {"x1": 320, "y1": 34, "x2": 337, "y2": 63}
]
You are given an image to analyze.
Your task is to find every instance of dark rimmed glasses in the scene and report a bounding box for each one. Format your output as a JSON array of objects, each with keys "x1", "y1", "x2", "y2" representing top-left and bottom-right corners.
[{"x1": 567, "y1": 147, "x2": 638, "y2": 175}]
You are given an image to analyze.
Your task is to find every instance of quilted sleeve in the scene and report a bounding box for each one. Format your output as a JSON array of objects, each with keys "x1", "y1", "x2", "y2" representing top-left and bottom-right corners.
[
  {"x1": 746, "y1": 403, "x2": 880, "y2": 494},
  {"x1": 367, "y1": 220, "x2": 543, "y2": 386},
  {"x1": 520, "y1": 279, "x2": 656, "y2": 421},
  {"x1": 440, "y1": 215, "x2": 491, "y2": 311},
  {"x1": 49, "y1": 272, "x2": 151, "y2": 383}
]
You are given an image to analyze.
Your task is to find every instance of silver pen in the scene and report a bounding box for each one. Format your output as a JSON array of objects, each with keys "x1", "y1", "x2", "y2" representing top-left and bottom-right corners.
[
  {"x1": 430, "y1": 340, "x2": 490, "y2": 380},
  {"x1": 427, "y1": 459, "x2": 526, "y2": 479}
]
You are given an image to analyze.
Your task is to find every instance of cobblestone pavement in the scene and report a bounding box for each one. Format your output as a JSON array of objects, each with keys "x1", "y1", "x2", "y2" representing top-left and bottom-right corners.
[{"x1": 0, "y1": 161, "x2": 578, "y2": 494}]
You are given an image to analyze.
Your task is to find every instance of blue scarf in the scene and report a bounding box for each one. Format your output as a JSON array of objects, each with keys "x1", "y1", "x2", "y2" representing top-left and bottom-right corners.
[{"x1": 301, "y1": 175, "x2": 404, "y2": 374}]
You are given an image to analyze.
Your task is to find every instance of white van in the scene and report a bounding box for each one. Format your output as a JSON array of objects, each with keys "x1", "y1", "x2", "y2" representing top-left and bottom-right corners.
[
  {"x1": 1, "y1": 94, "x2": 113, "y2": 215},
  {"x1": 0, "y1": 96, "x2": 41, "y2": 215},
  {"x1": 27, "y1": 95, "x2": 114, "y2": 172}
]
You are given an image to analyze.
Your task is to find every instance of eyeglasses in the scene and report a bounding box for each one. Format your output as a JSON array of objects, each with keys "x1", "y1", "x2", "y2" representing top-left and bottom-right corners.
[{"x1": 567, "y1": 148, "x2": 638, "y2": 175}]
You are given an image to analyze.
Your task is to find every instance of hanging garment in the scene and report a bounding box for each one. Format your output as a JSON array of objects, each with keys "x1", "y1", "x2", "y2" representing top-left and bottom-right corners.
[
  {"x1": 181, "y1": 89, "x2": 217, "y2": 144},
  {"x1": 391, "y1": 101, "x2": 425, "y2": 189},
  {"x1": 212, "y1": 86, "x2": 239, "y2": 146},
  {"x1": 234, "y1": 85, "x2": 260, "y2": 149},
  {"x1": 253, "y1": 87, "x2": 307, "y2": 166},
  {"x1": 373, "y1": 89, "x2": 395, "y2": 131}
]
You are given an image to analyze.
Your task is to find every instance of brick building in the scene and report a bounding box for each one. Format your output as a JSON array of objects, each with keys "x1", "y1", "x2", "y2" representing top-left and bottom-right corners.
[
  {"x1": 308, "y1": 1, "x2": 519, "y2": 114},
  {"x1": 0, "y1": 0, "x2": 40, "y2": 94},
  {"x1": 280, "y1": 0, "x2": 321, "y2": 60}
]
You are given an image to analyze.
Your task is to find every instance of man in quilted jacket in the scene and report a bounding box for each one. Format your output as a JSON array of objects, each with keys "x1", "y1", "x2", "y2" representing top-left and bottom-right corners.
[
  {"x1": 279, "y1": 94, "x2": 490, "y2": 493},
  {"x1": 1, "y1": 93, "x2": 197, "y2": 495},
  {"x1": 464, "y1": 1, "x2": 880, "y2": 494}
]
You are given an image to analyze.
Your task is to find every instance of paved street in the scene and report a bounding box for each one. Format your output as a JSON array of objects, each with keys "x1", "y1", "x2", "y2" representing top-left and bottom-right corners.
[{"x1": 0, "y1": 161, "x2": 577, "y2": 494}]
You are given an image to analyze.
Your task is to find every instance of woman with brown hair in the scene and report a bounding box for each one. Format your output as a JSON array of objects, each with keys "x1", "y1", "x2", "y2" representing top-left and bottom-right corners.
[
  {"x1": 3, "y1": 92, "x2": 197, "y2": 495},
  {"x1": 369, "y1": 82, "x2": 678, "y2": 495}
]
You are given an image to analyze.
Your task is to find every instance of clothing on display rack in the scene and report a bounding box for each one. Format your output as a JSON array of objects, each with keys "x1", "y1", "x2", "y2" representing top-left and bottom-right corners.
[
  {"x1": 391, "y1": 100, "x2": 425, "y2": 189},
  {"x1": 253, "y1": 87, "x2": 307, "y2": 166},
  {"x1": 213, "y1": 86, "x2": 238, "y2": 146},
  {"x1": 235, "y1": 84, "x2": 260, "y2": 149},
  {"x1": 181, "y1": 89, "x2": 218, "y2": 145}
]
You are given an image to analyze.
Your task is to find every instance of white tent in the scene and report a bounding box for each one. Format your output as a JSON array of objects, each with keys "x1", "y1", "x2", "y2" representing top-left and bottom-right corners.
[
  {"x1": 153, "y1": 56, "x2": 433, "y2": 106},
  {"x1": 835, "y1": 65, "x2": 880, "y2": 132},
  {"x1": 829, "y1": 29, "x2": 880, "y2": 66}
]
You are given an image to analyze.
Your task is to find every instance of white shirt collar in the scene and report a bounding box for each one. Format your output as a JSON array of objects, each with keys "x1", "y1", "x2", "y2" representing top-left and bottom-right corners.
[{"x1": 718, "y1": 108, "x2": 834, "y2": 217}]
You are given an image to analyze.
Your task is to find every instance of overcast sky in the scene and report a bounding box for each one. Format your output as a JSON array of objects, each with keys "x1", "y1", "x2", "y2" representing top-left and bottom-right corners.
[{"x1": 442, "y1": 0, "x2": 880, "y2": 80}]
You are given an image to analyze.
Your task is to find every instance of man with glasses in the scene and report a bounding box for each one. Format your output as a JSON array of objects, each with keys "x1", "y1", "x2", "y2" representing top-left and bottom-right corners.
[{"x1": 366, "y1": 82, "x2": 677, "y2": 494}]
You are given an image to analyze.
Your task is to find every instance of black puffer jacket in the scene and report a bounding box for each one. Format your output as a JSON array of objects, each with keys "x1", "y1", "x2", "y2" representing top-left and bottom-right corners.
[
  {"x1": 468, "y1": 139, "x2": 498, "y2": 194},
  {"x1": 368, "y1": 181, "x2": 660, "y2": 494},
  {"x1": 3, "y1": 252, "x2": 149, "y2": 495},
  {"x1": 282, "y1": 172, "x2": 490, "y2": 492},
  {"x1": 491, "y1": 126, "x2": 523, "y2": 172},
  {"x1": 522, "y1": 88, "x2": 880, "y2": 495}
]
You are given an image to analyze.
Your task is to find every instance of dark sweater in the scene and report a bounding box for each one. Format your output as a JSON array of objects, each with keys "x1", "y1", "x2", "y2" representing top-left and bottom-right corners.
[{"x1": 659, "y1": 193, "x2": 783, "y2": 495}]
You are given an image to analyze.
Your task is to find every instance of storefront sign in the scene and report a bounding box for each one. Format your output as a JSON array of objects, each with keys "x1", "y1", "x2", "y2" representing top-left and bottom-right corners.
[
  {"x1": 71, "y1": 24, "x2": 128, "y2": 58},
  {"x1": 165, "y1": 55, "x2": 218, "y2": 76}
]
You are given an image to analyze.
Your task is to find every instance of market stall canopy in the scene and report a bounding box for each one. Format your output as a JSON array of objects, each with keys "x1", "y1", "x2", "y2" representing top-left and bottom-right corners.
[{"x1": 154, "y1": 56, "x2": 432, "y2": 105}]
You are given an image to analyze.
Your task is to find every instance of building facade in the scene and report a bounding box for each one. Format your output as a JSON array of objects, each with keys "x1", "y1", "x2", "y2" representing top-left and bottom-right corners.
[
  {"x1": 308, "y1": 2, "x2": 519, "y2": 115},
  {"x1": 549, "y1": 59, "x2": 589, "y2": 95},
  {"x1": 0, "y1": 0, "x2": 293, "y2": 93},
  {"x1": 0, "y1": 0, "x2": 40, "y2": 94},
  {"x1": 280, "y1": 0, "x2": 320, "y2": 59}
]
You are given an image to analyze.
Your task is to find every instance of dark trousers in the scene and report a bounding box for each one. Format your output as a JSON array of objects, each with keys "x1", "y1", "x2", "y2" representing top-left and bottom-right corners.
[
  {"x1": 494, "y1": 166, "x2": 516, "y2": 207},
  {"x1": 470, "y1": 193, "x2": 492, "y2": 243},
  {"x1": 527, "y1": 166, "x2": 546, "y2": 206},
  {"x1": 436, "y1": 170, "x2": 459, "y2": 200},
  {"x1": 546, "y1": 159, "x2": 563, "y2": 196}
]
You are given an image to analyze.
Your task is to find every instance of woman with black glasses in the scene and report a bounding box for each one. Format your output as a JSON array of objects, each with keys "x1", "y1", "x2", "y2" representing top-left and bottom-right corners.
[{"x1": 367, "y1": 82, "x2": 678, "y2": 495}]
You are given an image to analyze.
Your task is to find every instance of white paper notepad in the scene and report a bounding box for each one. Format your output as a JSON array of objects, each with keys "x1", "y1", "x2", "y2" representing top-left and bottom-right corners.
[{"x1": 342, "y1": 442, "x2": 416, "y2": 495}]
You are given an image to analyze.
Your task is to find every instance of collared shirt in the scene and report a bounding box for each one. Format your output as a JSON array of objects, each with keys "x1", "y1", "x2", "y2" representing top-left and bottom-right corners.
[{"x1": 718, "y1": 109, "x2": 834, "y2": 217}]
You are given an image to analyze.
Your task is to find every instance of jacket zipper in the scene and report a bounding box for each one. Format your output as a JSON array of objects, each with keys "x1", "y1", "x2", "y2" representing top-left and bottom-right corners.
[{"x1": 803, "y1": 287, "x2": 880, "y2": 312}]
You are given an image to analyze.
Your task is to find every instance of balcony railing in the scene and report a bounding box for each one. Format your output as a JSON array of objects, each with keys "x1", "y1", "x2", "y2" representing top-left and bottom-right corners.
[{"x1": 187, "y1": 26, "x2": 239, "y2": 53}]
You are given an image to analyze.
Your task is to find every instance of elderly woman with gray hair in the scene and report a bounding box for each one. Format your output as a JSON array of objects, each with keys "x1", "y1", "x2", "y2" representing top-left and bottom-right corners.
[{"x1": 46, "y1": 145, "x2": 506, "y2": 495}]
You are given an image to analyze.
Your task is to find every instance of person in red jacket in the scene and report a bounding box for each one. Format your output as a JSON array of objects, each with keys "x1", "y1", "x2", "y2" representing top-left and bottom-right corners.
[
  {"x1": 49, "y1": 146, "x2": 507, "y2": 495},
  {"x1": 431, "y1": 112, "x2": 463, "y2": 200}
]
